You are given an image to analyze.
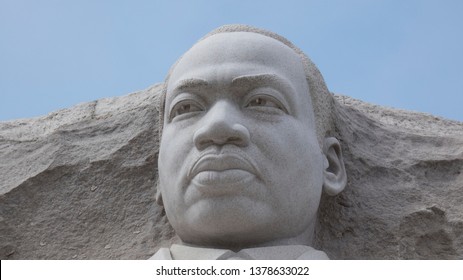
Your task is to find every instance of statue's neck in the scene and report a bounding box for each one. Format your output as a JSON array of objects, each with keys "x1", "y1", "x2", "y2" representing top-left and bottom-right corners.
[{"x1": 181, "y1": 218, "x2": 316, "y2": 252}]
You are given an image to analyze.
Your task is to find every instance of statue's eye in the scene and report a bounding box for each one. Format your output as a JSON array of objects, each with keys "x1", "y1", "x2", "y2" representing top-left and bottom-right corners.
[
  {"x1": 170, "y1": 100, "x2": 203, "y2": 120},
  {"x1": 245, "y1": 95, "x2": 287, "y2": 113}
]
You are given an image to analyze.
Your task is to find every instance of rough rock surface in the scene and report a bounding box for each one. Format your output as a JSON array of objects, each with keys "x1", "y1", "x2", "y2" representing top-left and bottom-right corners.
[
  {"x1": 317, "y1": 96, "x2": 463, "y2": 259},
  {"x1": 1, "y1": 85, "x2": 462, "y2": 259}
]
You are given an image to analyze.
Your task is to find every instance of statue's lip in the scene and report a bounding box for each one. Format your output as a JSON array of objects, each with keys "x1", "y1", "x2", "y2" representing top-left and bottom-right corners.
[{"x1": 188, "y1": 153, "x2": 260, "y2": 180}]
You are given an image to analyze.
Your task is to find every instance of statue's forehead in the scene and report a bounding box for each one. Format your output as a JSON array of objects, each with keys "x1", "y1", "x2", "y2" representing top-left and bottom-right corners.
[
  {"x1": 164, "y1": 32, "x2": 314, "y2": 124},
  {"x1": 169, "y1": 32, "x2": 306, "y2": 84}
]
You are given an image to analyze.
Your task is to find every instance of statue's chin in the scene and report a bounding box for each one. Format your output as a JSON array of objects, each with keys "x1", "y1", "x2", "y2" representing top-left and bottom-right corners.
[
  {"x1": 172, "y1": 213, "x2": 280, "y2": 249},
  {"x1": 167, "y1": 193, "x2": 316, "y2": 249}
]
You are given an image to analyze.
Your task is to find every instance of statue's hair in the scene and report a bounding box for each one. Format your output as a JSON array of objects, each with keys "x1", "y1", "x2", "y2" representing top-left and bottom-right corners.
[{"x1": 159, "y1": 24, "x2": 334, "y2": 146}]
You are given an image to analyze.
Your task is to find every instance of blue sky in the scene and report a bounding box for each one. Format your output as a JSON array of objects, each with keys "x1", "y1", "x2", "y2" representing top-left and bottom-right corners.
[{"x1": 1, "y1": 0, "x2": 462, "y2": 121}]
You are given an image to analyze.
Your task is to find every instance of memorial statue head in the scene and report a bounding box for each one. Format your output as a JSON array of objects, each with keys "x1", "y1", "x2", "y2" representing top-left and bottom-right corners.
[{"x1": 156, "y1": 24, "x2": 347, "y2": 250}]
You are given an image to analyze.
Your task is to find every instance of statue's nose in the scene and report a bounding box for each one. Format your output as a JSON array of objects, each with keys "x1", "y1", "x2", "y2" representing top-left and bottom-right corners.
[{"x1": 193, "y1": 100, "x2": 250, "y2": 150}]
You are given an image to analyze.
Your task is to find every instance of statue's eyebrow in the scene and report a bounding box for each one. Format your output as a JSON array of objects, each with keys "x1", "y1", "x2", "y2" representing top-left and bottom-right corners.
[
  {"x1": 172, "y1": 78, "x2": 209, "y2": 92},
  {"x1": 231, "y1": 73, "x2": 295, "y2": 114},
  {"x1": 231, "y1": 73, "x2": 293, "y2": 91}
]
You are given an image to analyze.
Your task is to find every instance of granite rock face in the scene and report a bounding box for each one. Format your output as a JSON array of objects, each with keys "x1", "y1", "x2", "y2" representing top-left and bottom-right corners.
[
  {"x1": 1, "y1": 85, "x2": 462, "y2": 259},
  {"x1": 317, "y1": 96, "x2": 463, "y2": 259},
  {"x1": 0, "y1": 85, "x2": 177, "y2": 260}
]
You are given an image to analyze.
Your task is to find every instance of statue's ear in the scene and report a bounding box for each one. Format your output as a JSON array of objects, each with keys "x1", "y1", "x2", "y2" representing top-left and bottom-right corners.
[
  {"x1": 322, "y1": 137, "x2": 347, "y2": 196},
  {"x1": 155, "y1": 179, "x2": 164, "y2": 206}
]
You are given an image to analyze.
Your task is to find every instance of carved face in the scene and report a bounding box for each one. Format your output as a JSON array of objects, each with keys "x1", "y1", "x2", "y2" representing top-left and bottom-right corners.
[{"x1": 158, "y1": 32, "x2": 325, "y2": 247}]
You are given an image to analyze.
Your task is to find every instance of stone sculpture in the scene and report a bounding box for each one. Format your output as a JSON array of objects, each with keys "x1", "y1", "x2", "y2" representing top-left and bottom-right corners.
[
  {"x1": 2, "y1": 26, "x2": 462, "y2": 261},
  {"x1": 152, "y1": 24, "x2": 347, "y2": 259}
]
